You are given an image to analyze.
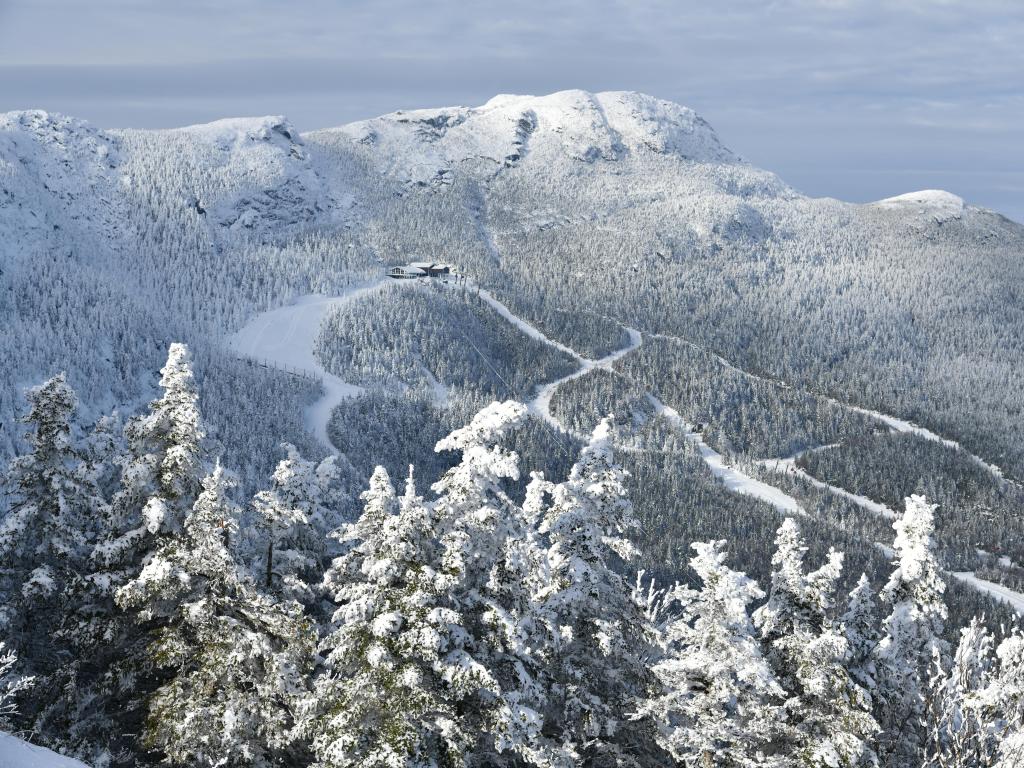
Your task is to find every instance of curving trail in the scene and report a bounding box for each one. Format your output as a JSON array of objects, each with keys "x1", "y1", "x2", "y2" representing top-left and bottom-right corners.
[
  {"x1": 474, "y1": 288, "x2": 643, "y2": 432},
  {"x1": 227, "y1": 278, "x2": 392, "y2": 451},
  {"x1": 649, "y1": 395, "x2": 805, "y2": 516},
  {"x1": 228, "y1": 279, "x2": 1024, "y2": 614}
]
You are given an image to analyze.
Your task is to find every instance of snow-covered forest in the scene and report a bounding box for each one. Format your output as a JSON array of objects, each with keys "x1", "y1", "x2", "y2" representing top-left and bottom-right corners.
[
  {"x1": 3, "y1": 89, "x2": 1024, "y2": 765},
  {"x1": 2, "y1": 346, "x2": 1024, "y2": 767}
]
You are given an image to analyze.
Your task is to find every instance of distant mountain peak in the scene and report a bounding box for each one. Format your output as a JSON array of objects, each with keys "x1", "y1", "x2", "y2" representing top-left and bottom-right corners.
[{"x1": 872, "y1": 189, "x2": 966, "y2": 222}]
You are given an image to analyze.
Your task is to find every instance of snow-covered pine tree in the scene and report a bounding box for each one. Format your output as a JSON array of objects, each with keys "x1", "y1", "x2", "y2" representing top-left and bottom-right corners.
[
  {"x1": 924, "y1": 617, "x2": 997, "y2": 766},
  {"x1": 0, "y1": 641, "x2": 34, "y2": 731},
  {"x1": 70, "y1": 343, "x2": 212, "y2": 764},
  {"x1": 430, "y1": 401, "x2": 556, "y2": 765},
  {"x1": 0, "y1": 375, "x2": 103, "y2": 646},
  {"x1": 254, "y1": 442, "x2": 341, "y2": 606},
  {"x1": 309, "y1": 466, "x2": 479, "y2": 767},
  {"x1": 843, "y1": 574, "x2": 880, "y2": 700},
  {"x1": 534, "y1": 417, "x2": 661, "y2": 768},
  {"x1": 116, "y1": 464, "x2": 315, "y2": 767},
  {"x1": 978, "y1": 629, "x2": 1024, "y2": 768},
  {"x1": 94, "y1": 342, "x2": 206, "y2": 571},
  {"x1": 874, "y1": 495, "x2": 948, "y2": 764},
  {"x1": 0, "y1": 374, "x2": 121, "y2": 758},
  {"x1": 639, "y1": 539, "x2": 782, "y2": 767},
  {"x1": 754, "y1": 519, "x2": 878, "y2": 767}
]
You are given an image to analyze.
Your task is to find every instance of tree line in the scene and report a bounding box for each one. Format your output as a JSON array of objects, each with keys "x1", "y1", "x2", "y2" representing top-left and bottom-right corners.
[{"x1": 1, "y1": 344, "x2": 1022, "y2": 767}]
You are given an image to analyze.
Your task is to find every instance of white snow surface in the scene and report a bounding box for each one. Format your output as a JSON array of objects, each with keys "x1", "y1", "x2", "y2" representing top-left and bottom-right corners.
[
  {"x1": 0, "y1": 732, "x2": 89, "y2": 768},
  {"x1": 952, "y1": 572, "x2": 1024, "y2": 614},
  {"x1": 648, "y1": 395, "x2": 805, "y2": 516},
  {"x1": 324, "y1": 90, "x2": 741, "y2": 187},
  {"x1": 227, "y1": 278, "x2": 392, "y2": 451}
]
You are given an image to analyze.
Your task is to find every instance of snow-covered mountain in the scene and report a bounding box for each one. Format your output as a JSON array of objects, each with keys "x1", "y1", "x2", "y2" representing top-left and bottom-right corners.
[{"x1": 2, "y1": 88, "x2": 1023, "y2": 504}]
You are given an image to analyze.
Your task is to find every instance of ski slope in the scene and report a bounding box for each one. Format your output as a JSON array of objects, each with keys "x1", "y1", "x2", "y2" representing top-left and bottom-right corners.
[
  {"x1": 476, "y1": 287, "x2": 642, "y2": 431},
  {"x1": 649, "y1": 396, "x2": 805, "y2": 515},
  {"x1": 952, "y1": 572, "x2": 1024, "y2": 614},
  {"x1": 760, "y1": 457, "x2": 897, "y2": 520},
  {"x1": 227, "y1": 278, "x2": 391, "y2": 451}
]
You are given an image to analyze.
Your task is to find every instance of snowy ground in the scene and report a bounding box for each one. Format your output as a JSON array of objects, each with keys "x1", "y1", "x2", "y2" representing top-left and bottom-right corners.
[
  {"x1": 227, "y1": 278, "x2": 391, "y2": 451},
  {"x1": 649, "y1": 396, "x2": 805, "y2": 516},
  {"x1": 951, "y1": 572, "x2": 1024, "y2": 614},
  {"x1": 0, "y1": 733, "x2": 89, "y2": 768}
]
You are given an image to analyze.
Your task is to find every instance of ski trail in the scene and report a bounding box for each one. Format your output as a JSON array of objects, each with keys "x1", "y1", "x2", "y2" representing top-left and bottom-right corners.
[
  {"x1": 759, "y1": 457, "x2": 897, "y2": 520},
  {"x1": 648, "y1": 395, "x2": 806, "y2": 516},
  {"x1": 951, "y1": 572, "x2": 1024, "y2": 614},
  {"x1": 651, "y1": 330, "x2": 1012, "y2": 484},
  {"x1": 475, "y1": 288, "x2": 642, "y2": 430},
  {"x1": 227, "y1": 278, "x2": 393, "y2": 452}
]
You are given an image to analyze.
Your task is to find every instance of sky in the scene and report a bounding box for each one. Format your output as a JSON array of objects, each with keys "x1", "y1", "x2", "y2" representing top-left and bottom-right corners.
[{"x1": 1, "y1": 0, "x2": 1021, "y2": 222}]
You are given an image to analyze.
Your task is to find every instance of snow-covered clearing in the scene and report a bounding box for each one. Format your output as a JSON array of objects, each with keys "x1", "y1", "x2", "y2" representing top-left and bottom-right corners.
[
  {"x1": 648, "y1": 395, "x2": 805, "y2": 516},
  {"x1": 227, "y1": 278, "x2": 392, "y2": 451},
  {"x1": 952, "y1": 572, "x2": 1024, "y2": 614},
  {"x1": 0, "y1": 732, "x2": 89, "y2": 768}
]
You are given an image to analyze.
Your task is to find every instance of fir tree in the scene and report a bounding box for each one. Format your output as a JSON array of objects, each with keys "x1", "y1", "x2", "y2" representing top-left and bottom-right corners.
[
  {"x1": 754, "y1": 519, "x2": 878, "y2": 767},
  {"x1": 924, "y1": 617, "x2": 997, "y2": 767},
  {"x1": 640, "y1": 539, "x2": 782, "y2": 767},
  {"x1": 534, "y1": 417, "x2": 660, "y2": 767},
  {"x1": 117, "y1": 464, "x2": 314, "y2": 767},
  {"x1": 431, "y1": 401, "x2": 555, "y2": 765},
  {"x1": 254, "y1": 442, "x2": 340, "y2": 606},
  {"x1": 843, "y1": 574, "x2": 880, "y2": 700},
  {"x1": 0, "y1": 641, "x2": 34, "y2": 731},
  {"x1": 309, "y1": 466, "x2": 479, "y2": 767},
  {"x1": 874, "y1": 495, "x2": 948, "y2": 764}
]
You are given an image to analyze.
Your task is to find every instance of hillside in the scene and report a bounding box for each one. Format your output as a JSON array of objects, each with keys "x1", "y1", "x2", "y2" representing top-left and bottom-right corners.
[{"x1": 2, "y1": 89, "x2": 1024, "y2": 597}]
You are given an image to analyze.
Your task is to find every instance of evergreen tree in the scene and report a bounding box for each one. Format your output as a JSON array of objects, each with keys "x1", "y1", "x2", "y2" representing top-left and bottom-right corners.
[
  {"x1": 534, "y1": 417, "x2": 660, "y2": 767},
  {"x1": 874, "y1": 495, "x2": 948, "y2": 764},
  {"x1": 73, "y1": 343, "x2": 211, "y2": 764},
  {"x1": 980, "y1": 630, "x2": 1024, "y2": 768},
  {"x1": 117, "y1": 464, "x2": 314, "y2": 767},
  {"x1": 0, "y1": 374, "x2": 103, "y2": 649},
  {"x1": 754, "y1": 519, "x2": 878, "y2": 767},
  {"x1": 430, "y1": 401, "x2": 555, "y2": 765},
  {"x1": 924, "y1": 617, "x2": 997, "y2": 767},
  {"x1": 0, "y1": 374, "x2": 124, "y2": 761},
  {"x1": 0, "y1": 641, "x2": 34, "y2": 731},
  {"x1": 254, "y1": 442, "x2": 340, "y2": 606},
  {"x1": 640, "y1": 539, "x2": 782, "y2": 767},
  {"x1": 309, "y1": 466, "x2": 480, "y2": 767},
  {"x1": 843, "y1": 574, "x2": 880, "y2": 700}
]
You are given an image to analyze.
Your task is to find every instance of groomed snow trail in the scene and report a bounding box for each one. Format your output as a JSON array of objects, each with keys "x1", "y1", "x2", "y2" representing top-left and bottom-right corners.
[
  {"x1": 227, "y1": 278, "x2": 392, "y2": 451},
  {"x1": 476, "y1": 289, "x2": 808, "y2": 516},
  {"x1": 759, "y1": 457, "x2": 897, "y2": 520},
  {"x1": 475, "y1": 289, "x2": 642, "y2": 431},
  {"x1": 649, "y1": 396, "x2": 806, "y2": 516},
  {"x1": 651, "y1": 331, "x2": 1012, "y2": 484},
  {"x1": 952, "y1": 572, "x2": 1024, "y2": 614}
]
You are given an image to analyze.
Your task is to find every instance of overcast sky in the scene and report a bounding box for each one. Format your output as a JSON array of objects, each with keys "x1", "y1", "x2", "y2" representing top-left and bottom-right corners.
[{"x1": 1, "y1": 0, "x2": 1021, "y2": 221}]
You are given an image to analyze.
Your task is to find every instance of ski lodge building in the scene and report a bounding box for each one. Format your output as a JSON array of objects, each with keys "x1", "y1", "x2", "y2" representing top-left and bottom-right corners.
[{"x1": 387, "y1": 261, "x2": 455, "y2": 279}]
